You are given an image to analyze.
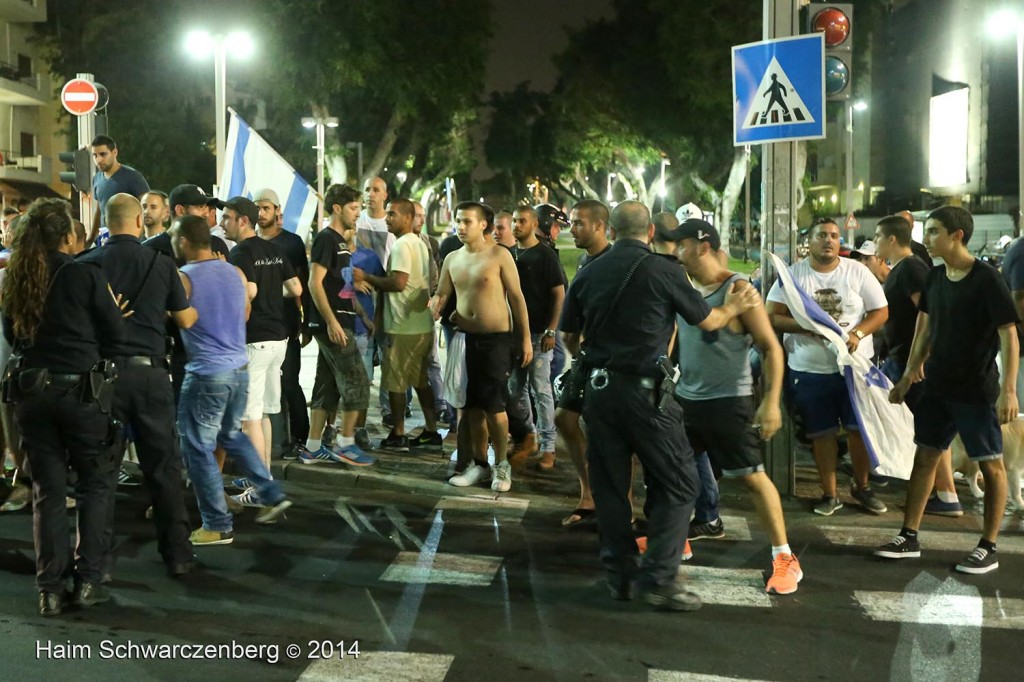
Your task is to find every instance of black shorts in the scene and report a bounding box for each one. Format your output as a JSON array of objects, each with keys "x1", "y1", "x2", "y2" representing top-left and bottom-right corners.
[
  {"x1": 676, "y1": 395, "x2": 765, "y2": 477},
  {"x1": 464, "y1": 332, "x2": 515, "y2": 413},
  {"x1": 913, "y1": 387, "x2": 1003, "y2": 461}
]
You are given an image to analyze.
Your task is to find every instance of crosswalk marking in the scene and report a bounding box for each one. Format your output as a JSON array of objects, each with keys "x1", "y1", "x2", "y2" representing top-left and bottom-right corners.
[
  {"x1": 854, "y1": 591, "x2": 1024, "y2": 630},
  {"x1": 380, "y1": 551, "x2": 502, "y2": 586},
  {"x1": 680, "y1": 566, "x2": 772, "y2": 608},
  {"x1": 719, "y1": 515, "x2": 753, "y2": 542},
  {"x1": 650, "y1": 672, "x2": 770, "y2": 681},
  {"x1": 820, "y1": 525, "x2": 1024, "y2": 555},
  {"x1": 299, "y1": 652, "x2": 455, "y2": 681},
  {"x1": 435, "y1": 495, "x2": 529, "y2": 523}
]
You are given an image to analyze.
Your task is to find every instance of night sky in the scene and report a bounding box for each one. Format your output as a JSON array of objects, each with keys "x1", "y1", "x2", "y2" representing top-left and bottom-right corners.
[{"x1": 486, "y1": 0, "x2": 614, "y2": 93}]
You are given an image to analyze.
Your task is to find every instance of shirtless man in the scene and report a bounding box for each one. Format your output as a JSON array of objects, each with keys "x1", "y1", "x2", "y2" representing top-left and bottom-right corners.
[{"x1": 430, "y1": 201, "x2": 532, "y2": 492}]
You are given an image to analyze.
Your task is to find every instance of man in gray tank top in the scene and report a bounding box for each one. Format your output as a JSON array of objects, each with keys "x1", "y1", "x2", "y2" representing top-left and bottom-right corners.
[{"x1": 669, "y1": 220, "x2": 802, "y2": 595}]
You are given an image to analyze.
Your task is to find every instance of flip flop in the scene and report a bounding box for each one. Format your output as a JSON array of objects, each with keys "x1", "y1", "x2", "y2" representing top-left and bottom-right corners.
[{"x1": 561, "y1": 508, "x2": 596, "y2": 527}]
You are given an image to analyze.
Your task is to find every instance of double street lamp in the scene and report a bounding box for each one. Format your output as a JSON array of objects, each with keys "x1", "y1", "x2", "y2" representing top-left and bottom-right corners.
[
  {"x1": 303, "y1": 115, "x2": 339, "y2": 229},
  {"x1": 185, "y1": 30, "x2": 254, "y2": 183}
]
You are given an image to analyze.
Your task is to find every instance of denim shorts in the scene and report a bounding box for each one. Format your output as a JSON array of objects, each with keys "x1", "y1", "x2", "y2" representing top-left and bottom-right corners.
[
  {"x1": 787, "y1": 369, "x2": 858, "y2": 438},
  {"x1": 913, "y1": 387, "x2": 1003, "y2": 461}
]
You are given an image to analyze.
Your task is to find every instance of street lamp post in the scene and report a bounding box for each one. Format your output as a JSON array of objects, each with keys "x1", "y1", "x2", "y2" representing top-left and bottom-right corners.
[
  {"x1": 303, "y1": 116, "x2": 340, "y2": 230},
  {"x1": 988, "y1": 9, "x2": 1024, "y2": 234},
  {"x1": 185, "y1": 30, "x2": 254, "y2": 185},
  {"x1": 659, "y1": 158, "x2": 670, "y2": 212}
]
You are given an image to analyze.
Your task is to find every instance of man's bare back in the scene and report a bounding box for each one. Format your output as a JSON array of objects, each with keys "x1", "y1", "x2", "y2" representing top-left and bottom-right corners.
[{"x1": 445, "y1": 243, "x2": 513, "y2": 334}]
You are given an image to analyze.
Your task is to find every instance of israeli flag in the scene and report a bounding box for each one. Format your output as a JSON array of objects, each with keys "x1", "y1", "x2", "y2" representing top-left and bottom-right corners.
[
  {"x1": 767, "y1": 251, "x2": 915, "y2": 479},
  {"x1": 218, "y1": 108, "x2": 319, "y2": 240}
]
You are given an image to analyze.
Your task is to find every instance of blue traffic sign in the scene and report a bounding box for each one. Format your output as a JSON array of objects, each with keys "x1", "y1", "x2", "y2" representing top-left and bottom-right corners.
[{"x1": 733, "y1": 34, "x2": 825, "y2": 145}]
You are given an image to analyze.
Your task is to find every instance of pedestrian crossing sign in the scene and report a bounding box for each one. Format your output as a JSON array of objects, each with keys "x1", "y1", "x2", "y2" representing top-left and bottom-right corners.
[{"x1": 733, "y1": 34, "x2": 825, "y2": 145}]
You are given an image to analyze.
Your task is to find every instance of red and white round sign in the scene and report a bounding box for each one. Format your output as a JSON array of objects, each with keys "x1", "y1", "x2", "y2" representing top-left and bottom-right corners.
[{"x1": 61, "y1": 78, "x2": 99, "y2": 116}]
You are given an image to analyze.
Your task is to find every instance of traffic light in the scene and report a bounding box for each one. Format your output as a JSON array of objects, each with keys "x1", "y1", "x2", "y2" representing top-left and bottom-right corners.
[
  {"x1": 807, "y1": 3, "x2": 853, "y2": 101},
  {"x1": 58, "y1": 147, "x2": 92, "y2": 193}
]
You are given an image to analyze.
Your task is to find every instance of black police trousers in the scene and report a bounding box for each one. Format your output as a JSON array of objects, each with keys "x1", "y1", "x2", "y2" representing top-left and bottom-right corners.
[
  {"x1": 281, "y1": 336, "x2": 309, "y2": 444},
  {"x1": 15, "y1": 380, "x2": 116, "y2": 592},
  {"x1": 583, "y1": 374, "x2": 698, "y2": 589},
  {"x1": 107, "y1": 363, "x2": 193, "y2": 567}
]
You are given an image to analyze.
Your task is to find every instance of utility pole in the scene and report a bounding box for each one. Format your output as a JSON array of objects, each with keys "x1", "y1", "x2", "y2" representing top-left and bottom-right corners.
[{"x1": 760, "y1": 0, "x2": 803, "y2": 496}]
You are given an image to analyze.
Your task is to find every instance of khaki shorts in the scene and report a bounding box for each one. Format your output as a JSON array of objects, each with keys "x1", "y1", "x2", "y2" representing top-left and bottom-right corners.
[{"x1": 381, "y1": 332, "x2": 433, "y2": 393}]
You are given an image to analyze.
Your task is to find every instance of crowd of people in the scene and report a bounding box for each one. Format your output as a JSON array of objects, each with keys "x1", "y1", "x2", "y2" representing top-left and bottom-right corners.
[{"x1": 0, "y1": 133, "x2": 1020, "y2": 617}]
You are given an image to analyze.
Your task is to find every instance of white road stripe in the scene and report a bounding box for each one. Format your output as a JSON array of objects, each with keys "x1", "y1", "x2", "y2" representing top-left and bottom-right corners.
[
  {"x1": 855, "y1": 590, "x2": 1024, "y2": 629},
  {"x1": 380, "y1": 551, "x2": 502, "y2": 586},
  {"x1": 649, "y1": 671, "x2": 770, "y2": 681},
  {"x1": 299, "y1": 652, "x2": 454, "y2": 681},
  {"x1": 680, "y1": 566, "x2": 772, "y2": 608},
  {"x1": 820, "y1": 525, "x2": 1024, "y2": 554},
  {"x1": 719, "y1": 515, "x2": 753, "y2": 542}
]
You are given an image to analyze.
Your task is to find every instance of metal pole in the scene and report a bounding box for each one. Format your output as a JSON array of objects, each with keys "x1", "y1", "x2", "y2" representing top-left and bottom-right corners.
[
  {"x1": 214, "y1": 39, "x2": 227, "y2": 184},
  {"x1": 1017, "y1": 24, "x2": 1023, "y2": 236},
  {"x1": 760, "y1": 0, "x2": 801, "y2": 497},
  {"x1": 76, "y1": 72, "x2": 96, "y2": 236},
  {"x1": 357, "y1": 142, "x2": 364, "y2": 184},
  {"x1": 744, "y1": 144, "x2": 752, "y2": 258},
  {"x1": 316, "y1": 122, "x2": 326, "y2": 230},
  {"x1": 845, "y1": 100, "x2": 855, "y2": 244},
  {"x1": 659, "y1": 159, "x2": 667, "y2": 212}
]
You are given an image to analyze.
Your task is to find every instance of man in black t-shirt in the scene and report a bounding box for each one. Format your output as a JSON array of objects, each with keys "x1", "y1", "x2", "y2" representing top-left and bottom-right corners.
[
  {"x1": 877, "y1": 206, "x2": 1019, "y2": 575},
  {"x1": 557, "y1": 199, "x2": 611, "y2": 526},
  {"x1": 510, "y1": 206, "x2": 565, "y2": 471},
  {"x1": 222, "y1": 197, "x2": 302, "y2": 479},
  {"x1": 302, "y1": 184, "x2": 375, "y2": 467},
  {"x1": 254, "y1": 188, "x2": 311, "y2": 458},
  {"x1": 875, "y1": 214, "x2": 963, "y2": 517}
]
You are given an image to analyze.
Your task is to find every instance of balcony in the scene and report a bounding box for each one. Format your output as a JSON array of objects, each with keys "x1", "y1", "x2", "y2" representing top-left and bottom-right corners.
[
  {"x1": 0, "y1": 61, "x2": 46, "y2": 105},
  {"x1": 0, "y1": 150, "x2": 52, "y2": 183},
  {"x1": 0, "y1": 0, "x2": 47, "y2": 23}
]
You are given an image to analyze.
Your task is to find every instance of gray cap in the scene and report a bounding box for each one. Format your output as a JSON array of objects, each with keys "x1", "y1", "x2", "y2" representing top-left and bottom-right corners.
[{"x1": 252, "y1": 188, "x2": 280, "y2": 206}]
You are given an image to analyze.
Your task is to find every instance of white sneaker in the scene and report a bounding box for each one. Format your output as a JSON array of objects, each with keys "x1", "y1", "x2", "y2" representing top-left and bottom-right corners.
[
  {"x1": 449, "y1": 464, "x2": 491, "y2": 487},
  {"x1": 491, "y1": 461, "x2": 512, "y2": 493}
]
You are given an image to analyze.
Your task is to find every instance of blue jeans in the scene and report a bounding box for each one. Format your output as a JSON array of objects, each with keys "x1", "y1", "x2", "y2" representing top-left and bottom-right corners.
[
  {"x1": 514, "y1": 333, "x2": 556, "y2": 452},
  {"x1": 692, "y1": 451, "x2": 720, "y2": 524},
  {"x1": 178, "y1": 368, "x2": 283, "y2": 532},
  {"x1": 355, "y1": 333, "x2": 375, "y2": 381}
]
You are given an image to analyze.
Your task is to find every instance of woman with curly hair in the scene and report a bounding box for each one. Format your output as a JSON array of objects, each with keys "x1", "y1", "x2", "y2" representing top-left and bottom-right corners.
[{"x1": 1, "y1": 198, "x2": 124, "y2": 616}]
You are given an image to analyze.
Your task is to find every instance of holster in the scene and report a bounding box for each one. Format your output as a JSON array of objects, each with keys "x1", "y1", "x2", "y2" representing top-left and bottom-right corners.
[
  {"x1": 554, "y1": 357, "x2": 589, "y2": 404},
  {"x1": 2, "y1": 365, "x2": 48, "y2": 404},
  {"x1": 655, "y1": 355, "x2": 680, "y2": 413},
  {"x1": 87, "y1": 359, "x2": 119, "y2": 414}
]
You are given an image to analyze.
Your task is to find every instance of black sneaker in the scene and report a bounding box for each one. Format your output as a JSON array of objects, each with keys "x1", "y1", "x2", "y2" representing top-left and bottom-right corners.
[
  {"x1": 955, "y1": 546, "x2": 999, "y2": 575},
  {"x1": 850, "y1": 484, "x2": 887, "y2": 514},
  {"x1": 874, "y1": 534, "x2": 921, "y2": 559},
  {"x1": 380, "y1": 431, "x2": 410, "y2": 452},
  {"x1": 381, "y1": 413, "x2": 394, "y2": 429},
  {"x1": 281, "y1": 441, "x2": 301, "y2": 461},
  {"x1": 688, "y1": 518, "x2": 726, "y2": 541},
  {"x1": 641, "y1": 583, "x2": 702, "y2": 612},
  {"x1": 410, "y1": 430, "x2": 443, "y2": 451}
]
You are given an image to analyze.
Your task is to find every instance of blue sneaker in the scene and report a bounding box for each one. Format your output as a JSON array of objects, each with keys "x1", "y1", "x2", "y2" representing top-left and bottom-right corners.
[
  {"x1": 330, "y1": 444, "x2": 376, "y2": 467},
  {"x1": 924, "y1": 495, "x2": 964, "y2": 517},
  {"x1": 299, "y1": 445, "x2": 336, "y2": 465}
]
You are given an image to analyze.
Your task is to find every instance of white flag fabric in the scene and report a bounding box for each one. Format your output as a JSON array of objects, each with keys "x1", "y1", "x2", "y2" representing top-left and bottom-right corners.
[
  {"x1": 767, "y1": 251, "x2": 915, "y2": 479},
  {"x1": 218, "y1": 108, "x2": 319, "y2": 241}
]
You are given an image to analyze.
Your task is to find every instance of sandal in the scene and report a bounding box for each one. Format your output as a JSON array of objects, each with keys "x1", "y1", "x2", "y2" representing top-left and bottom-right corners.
[{"x1": 561, "y1": 507, "x2": 596, "y2": 527}]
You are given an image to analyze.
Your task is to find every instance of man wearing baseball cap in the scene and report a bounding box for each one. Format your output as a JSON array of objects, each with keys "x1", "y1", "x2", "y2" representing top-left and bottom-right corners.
[
  {"x1": 221, "y1": 196, "x2": 303, "y2": 499},
  {"x1": 849, "y1": 240, "x2": 889, "y2": 284},
  {"x1": 253, "y1": 188, "x2": 312, "y2": 460}
]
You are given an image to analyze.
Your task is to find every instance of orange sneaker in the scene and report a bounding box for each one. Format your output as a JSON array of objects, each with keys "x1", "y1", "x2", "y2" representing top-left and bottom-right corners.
[
  {"x1": 635, "y1": 536, "x2": 693, "y2": 562},
  {"x1": 765, "y1": 552, "x2": 803, "y2": 595}
]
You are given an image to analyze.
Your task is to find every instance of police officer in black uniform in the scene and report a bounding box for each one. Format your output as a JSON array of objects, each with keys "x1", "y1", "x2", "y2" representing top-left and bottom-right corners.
[
  {"x1": 1, "y1": 198, "x2": 125, "y2": 616},
  {"x1": 78, "y1": 193, "x2": 198, "y2": 579},
  {"x1": 560, "y1": 200, "x2": 759, "y2": 611}
]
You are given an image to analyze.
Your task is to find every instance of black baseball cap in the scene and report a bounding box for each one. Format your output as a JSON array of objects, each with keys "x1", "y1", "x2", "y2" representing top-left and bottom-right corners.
[
  {"x1": 662, "y1": 219, "x2": 721, "y2": 251},
  {"x1": 168, "y1": 184, "x2": 209, "y2": 211},
  {"x1": 223, "y1": 196, "x2": 258, "y2": 225}
]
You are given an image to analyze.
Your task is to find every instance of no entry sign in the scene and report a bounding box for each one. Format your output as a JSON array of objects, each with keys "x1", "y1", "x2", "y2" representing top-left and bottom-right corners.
[{"x1": 61, "y1": 78, "x2": 99, "y2": 116}]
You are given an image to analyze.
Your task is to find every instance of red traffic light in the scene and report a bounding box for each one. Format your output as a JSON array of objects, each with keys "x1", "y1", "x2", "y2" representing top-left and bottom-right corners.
[{"x1": 812, "y1": 7, "x2": 851, "y2": 47}]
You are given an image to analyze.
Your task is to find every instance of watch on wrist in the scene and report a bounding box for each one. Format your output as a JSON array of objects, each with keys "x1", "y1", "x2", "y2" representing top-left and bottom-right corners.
[
  {"x1": 851, "y1": 329, "x2": 865, "y2": 340},
  {"x1": 543, "y1": 329, "x2": 556, "y2": 338}
]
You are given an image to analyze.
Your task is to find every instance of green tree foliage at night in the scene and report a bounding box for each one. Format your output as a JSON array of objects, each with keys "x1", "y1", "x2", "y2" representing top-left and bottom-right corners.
[{"x1": 38, "y1": 0, "x2": 490, "y2": 203}]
